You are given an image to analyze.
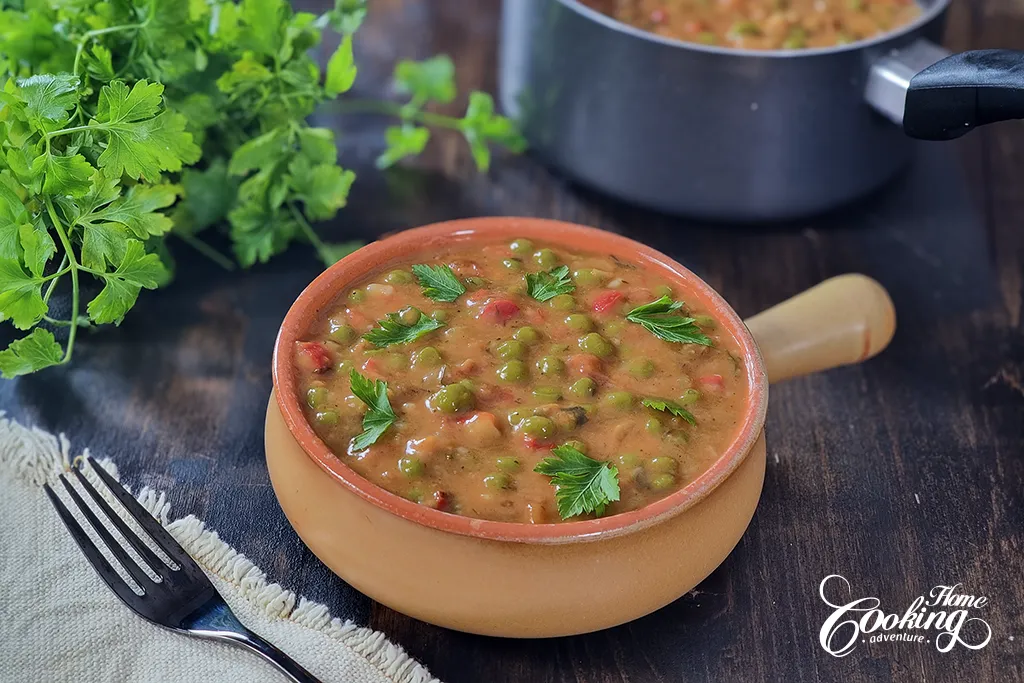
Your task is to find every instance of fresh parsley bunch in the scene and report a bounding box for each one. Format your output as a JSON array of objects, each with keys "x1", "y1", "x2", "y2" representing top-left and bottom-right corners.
[{"x1": 0, "y1": 0, "x2": 524, "y2": 377}]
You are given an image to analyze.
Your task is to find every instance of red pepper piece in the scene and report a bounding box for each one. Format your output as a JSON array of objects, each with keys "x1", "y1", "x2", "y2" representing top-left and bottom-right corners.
[
  {"x1": 298, "y1": 341, "x2": 331, "y2": 372},
  {"x1": 479, "y1": 299, "x2": 520, "y2": 323},
  {"x1": 592, "y1": 290, "x2": 624, "y2": 314}
]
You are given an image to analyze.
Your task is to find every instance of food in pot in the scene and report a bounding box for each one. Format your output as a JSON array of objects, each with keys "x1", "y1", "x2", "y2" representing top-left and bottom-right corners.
[
  {"x1": 294, "y1": 238, "x2": 747, "y2": 523},
  {"x1": 580, "y1": 0, "x2": 920, "y2": 49}
]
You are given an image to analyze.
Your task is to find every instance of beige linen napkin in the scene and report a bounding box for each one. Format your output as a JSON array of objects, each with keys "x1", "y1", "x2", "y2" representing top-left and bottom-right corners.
[{"x1": 0, "y1": 414, "x2": 441, "y2": 683}]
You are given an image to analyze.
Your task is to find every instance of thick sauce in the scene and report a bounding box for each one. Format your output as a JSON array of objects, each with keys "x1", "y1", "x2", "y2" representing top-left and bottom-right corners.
[
  {"x1": 581, "y1": 0, "x2": 920, "y2": 49},
  {"x1": 294, "y1": 237, "x2": 748, "y2": 524}
]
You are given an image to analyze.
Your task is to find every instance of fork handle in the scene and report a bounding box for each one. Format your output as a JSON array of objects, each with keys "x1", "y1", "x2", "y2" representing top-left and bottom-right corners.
[{"x1": 214, "y1": 629, "x2": 321, "y2": 682}]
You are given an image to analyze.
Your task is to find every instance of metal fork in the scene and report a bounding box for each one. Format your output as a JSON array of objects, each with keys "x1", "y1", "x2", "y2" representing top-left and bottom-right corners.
[{"x1": 44, "y1": 458, "x2": 320, "y2": 683}]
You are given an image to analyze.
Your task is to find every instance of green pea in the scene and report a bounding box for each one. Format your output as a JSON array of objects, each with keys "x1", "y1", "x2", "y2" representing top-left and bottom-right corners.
[
  {"x1": 729, "y1": 20, "x2": 760, "y2": 37},
  {"x1": 430, "y1": 309, "x2": 448, "y2": 322},
  {"x1": 645, "y1": 416, "x2": 662, "y2": 434},
  {"x1": 602, "y1": 391, "x2": 633, "y2": 410},
  {"x1": 398, "y1": 306, "x2": 421, "y2": 326},
  {"x1": 847, "y1": 0, "x2": 865, "y2": 9},
  {"x1": 315, "y1": 410, "x2": 339, "y2": 425},
  {"x1": 513, "y1": 326, "x2": 540, "y2": 344},
  {"x1": 464, "y1": 276, "x2": 487, "y2": 290},
  {"x1": 563, "y1": 439, "x2": 587, "y2": 454},
  {"x1": 497, "y1": 360, "x2": 528, "y2": 382},
  {"x1": 569, "y1": 377, "x2": 596, "y2": 398},
  {"x1": 628, "y1": 358, "x2": 656, "y2": 379},
  {"x1": 405, "y1": 487, "x2": 424, "y2": 503},
  {"x1": 604, "y1": 321, "x2": 626, "y2": 337},
  {"x1": 385, "y1": 269, "x2": 413, "y2": 285},
  {"x1": 411, "y1": 346, "x2": 442, "y2": 369},
  {"x1": 496, "y1": 457, "x2": 521, "y2": 472},
  {"x1": 680, "y1": 388, "x2": 701, "y2": 405},
  {"x1": 549, "y1": 294, "x2": 575, "y2": 311},
  {"x1": 519, "y1": 416, "x2": 555, "y2": 439},
  {"x1": 618, "y1": 453, "x2": 641, "y2": 468},
  {"x1": 649, "y1": 456, "x2": 678, "y2": 473},
  {"x1": 507, "y1": 409, "x2": 530, "y2": 427},
  {"x1": 398, "y1": 457, "x2": 425, "y2": 477},
  {"x1": 534, "y1": 248, "x2": 558, "y2": 269},
  {"x1": 502, "y1": 258, "x2": 522, "y2": 271},
  {"x1": 549, "y1": 343, "x2": 570, "y2": 354},
  {"x1": 484, "y1": 472, "x2": 511, "y2": 490},
  {"x1": 335, "y1": 359, "x2": 353, "y2": 375},
  {"x1": 306, "y1": 386, "x2": 328, "y2": 408},
  {"x1": 428, "y1": 383, "x2": 474, "y2": 413},
  {"x1": 532, "y1": 386, "x2": 562, "y2": 402},
  {"x1": 697, "y1": 31, "x2": 716, "y2": 44},
  {"x1": 328, "y1": 318, "x2": 356, "y2": 344},
  {"x1": 579, "y1": 332, "x2": 614, "y2": 357},
  {"x1": 572, "y1": 268, "x2": 603, "y2": 287},
  {"x1": 496, "y1": 339, "x2": 526, "y2": 360},
  {"x1": 564, "y1": 314, "x2": 593, "y2": 332},
  {"x1": 782, "y1": 28, "x2": 806, "y2": 49},
  {"x1": 653, "y1": 285, "x2": 673, "y2": 298},
  {"x1": 458, "y1": 378, "x2": 476, "y2": 392},
  {"x1": 650, "y1": 473, "x2": 677, "y2": 490},
  {"x1": 693, "y1": 315, "x2": 716, "y2": 329},
  {"x1": 348, "y1": 289, "x2": 366, "y2": 303},
  {"x1": 536, "y1": 356, "x2": 565, "y2": 376},
  {"x1": 509, "y1": 238, "x2": 533, "y2": 255}
]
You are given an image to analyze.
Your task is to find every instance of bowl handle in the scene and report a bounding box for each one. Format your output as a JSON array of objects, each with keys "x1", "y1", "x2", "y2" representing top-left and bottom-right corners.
[{"x1": 744, "y1": 274, "x2": 896, "y2": 384}]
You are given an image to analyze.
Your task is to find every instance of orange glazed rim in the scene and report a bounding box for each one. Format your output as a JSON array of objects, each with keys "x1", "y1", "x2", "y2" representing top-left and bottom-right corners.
[{"x1": 272, "y1": 217, "x2": 769, "y2": 544}]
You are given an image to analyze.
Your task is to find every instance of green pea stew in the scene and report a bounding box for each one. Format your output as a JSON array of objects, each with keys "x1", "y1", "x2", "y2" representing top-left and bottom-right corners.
[{"x1": 295, "y1": 238, "x2": 747, "y2": 523}]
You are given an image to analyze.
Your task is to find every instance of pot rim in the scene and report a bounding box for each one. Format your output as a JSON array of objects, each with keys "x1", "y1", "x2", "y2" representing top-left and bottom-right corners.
[
  {"x1": 556, "y1": 0, "x2": 950, "y2": 59},
  {"x1": 272, "y1": 218, "x2": 769, "y2": 544}
]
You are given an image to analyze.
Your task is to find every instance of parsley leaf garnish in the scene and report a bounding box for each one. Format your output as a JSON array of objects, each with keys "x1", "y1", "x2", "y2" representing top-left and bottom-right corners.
[
  {"x1": 349, "y1": 370, "x2": 397, "y2": 450},
  {"x1": 641, "y1": 398, "x2": 697, "y2": 426},
  {"x1": 534, "y1": 444, "x2": 620, "y2": 520},
  {"x1": 625, "y1": 296, "x2": 714, "y2": 346},
  {"x1": 363, "y1": 309, "x2": 444, "y2": 347},
  {"x1": 526, "y1": 265, "x2": 574, "y2": 302},
  {"x1": 412, "y1": 264, "x2": 466, "y2": 302}
]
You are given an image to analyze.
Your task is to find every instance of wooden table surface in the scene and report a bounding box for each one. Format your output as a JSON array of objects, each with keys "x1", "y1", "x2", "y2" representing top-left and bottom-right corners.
[{"x1": 3, "y1": 2, "x2": 1023, "y2": 681}]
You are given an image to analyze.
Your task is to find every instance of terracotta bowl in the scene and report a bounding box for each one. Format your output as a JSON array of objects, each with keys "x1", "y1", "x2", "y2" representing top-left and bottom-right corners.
[{"x1": 267, "y1": 217, "x2": 895, "y2": 637}]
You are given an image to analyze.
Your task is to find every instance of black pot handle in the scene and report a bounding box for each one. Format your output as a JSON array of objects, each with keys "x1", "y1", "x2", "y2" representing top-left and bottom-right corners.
[{"x1": 903, "y1": 49, "x2": 1024, "y2": 140}]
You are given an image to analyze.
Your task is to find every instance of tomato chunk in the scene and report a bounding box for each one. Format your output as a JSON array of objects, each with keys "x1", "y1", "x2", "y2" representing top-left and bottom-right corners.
[
  {"x1": 297, "y1": 341, "x2": 331, "y2": 372},
  {"x1": 523, "y1": 436, "x2": 556, "y2": 450},
  {"x1": 699, "y1": 374, "x2": 724, "y2": 389},
  {"x1": 567, "y1": 353, "x2": 603, "y2": 378},
  {"x1": 426, "y1": 490, "x2": 450, "y2": 511},
  {"x1": 592, "y1": 291, "x2": 624, "y2": 314},
  {"x1": 479, "y1": 299, "x2": 520, "y2": 324}
]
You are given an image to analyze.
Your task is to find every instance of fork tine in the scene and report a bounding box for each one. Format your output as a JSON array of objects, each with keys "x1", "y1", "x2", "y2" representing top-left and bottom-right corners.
[
  {"x1": 86, "y1": 458, "x2": 198, "y2": 570},
  {"x1": 71, "y1": 467, "x2": 171, "y2": 574},
  {"x1": 58, "y1": 476, "x2": 157, "y2": 589},
  {"x1": 44, "y1": 483, "x2": 147, "y2": 610}
]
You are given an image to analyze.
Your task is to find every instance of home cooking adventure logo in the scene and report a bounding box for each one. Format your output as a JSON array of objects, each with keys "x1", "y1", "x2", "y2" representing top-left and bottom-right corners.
[{"x1": 818, "y1": 574, "x2": 993, "y2": 657}]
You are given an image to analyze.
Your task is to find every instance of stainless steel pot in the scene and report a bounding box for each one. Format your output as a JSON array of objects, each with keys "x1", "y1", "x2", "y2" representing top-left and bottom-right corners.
[{"x1": 499, "y1": 0, "x2": 1024, "y2": 220}]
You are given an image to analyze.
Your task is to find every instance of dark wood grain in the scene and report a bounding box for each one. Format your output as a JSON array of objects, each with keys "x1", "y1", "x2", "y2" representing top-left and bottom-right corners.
[{"x1": 3, "y1": 1, "x2": 1023, "y2": 682}]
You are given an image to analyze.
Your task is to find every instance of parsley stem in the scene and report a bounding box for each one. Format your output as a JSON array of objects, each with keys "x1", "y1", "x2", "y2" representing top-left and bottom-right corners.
[
  {"x1": 72, "y1": 23, "x2": 145, "y2": 76},
  {"x1": 288, "y1": 202, "x2": 331, "y2": 264},
  {"x1": 45, "y1": 124, "x2": 95, "y2": 139},
  {"x1": 173, "y1": 231, "x2": 236, "y2": 271},
  {"x1": 44, "y1": 198, "x2": 80, "y2": 365},
  {"x1": 329, "y1": 99, "x2": 464, "y2": 130}
]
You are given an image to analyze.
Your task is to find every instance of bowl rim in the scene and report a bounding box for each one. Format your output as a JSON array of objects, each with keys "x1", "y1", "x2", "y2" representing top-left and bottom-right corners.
[
  {"x1": 272, "y1": 217, "x2": 769, "y2": 544},
  {"x1": 555, "y1": 0, "x2": 950, "y2": 59}
]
